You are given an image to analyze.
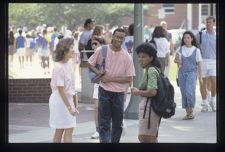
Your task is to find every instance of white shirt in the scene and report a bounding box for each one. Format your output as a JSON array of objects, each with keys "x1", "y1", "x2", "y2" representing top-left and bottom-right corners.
[
  {"x1": 79, "y1": 30, "x2": 92, "y2": 46},
  {"x1": 122, "y1": 36, "x2": 134, "y2": 55},
  {"x1": 176, "y1": 45, "x2": 202, "y2": 62},
  {"x1": 154, "y1": 38, "x2": 170, "y2": 58}
]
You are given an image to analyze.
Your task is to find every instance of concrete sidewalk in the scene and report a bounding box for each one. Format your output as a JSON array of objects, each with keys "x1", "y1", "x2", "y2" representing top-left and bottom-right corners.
[{"x1": 8, "y1": 82, "x2": 217, "y2": 143}]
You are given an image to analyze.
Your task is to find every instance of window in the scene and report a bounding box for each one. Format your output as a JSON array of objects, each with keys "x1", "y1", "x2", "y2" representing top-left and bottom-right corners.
[
  {"x1": 202, "y1": 4, "x2": 210, "y2": 16},
  {"x1": 162, "y1": 4, "x2": 175, "y2": 14}
]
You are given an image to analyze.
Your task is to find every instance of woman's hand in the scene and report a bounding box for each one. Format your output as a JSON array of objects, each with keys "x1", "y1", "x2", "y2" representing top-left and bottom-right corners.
[
  {"x1": 131, "y1": 87, "x2": 140, "y2": 96},
  {"x1": 199, "y1": 78, "x2": 203, "y2": 86},
  {"x1": 174, "y1": 53, "x2": 181, "y2": 66},
  {"x1": 67, "y1": 107, "x2": 76, "y2": 116},
  {"x1": 165, "y1": 53, "x2": 170, "y2": 66}
]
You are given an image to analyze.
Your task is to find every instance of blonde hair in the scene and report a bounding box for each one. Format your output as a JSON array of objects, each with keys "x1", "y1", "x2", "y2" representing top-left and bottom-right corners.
[{"x1": 160, "y1": 21, "x2": 167, "y2": 26}]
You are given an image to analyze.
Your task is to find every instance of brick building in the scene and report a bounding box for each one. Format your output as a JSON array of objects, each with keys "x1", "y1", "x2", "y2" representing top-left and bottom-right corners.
[{"x1": 120, "y1": 3, "x2": 216, "y2": 30}]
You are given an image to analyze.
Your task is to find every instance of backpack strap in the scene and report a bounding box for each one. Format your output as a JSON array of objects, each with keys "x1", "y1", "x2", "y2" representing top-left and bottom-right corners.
[
  {"x1": 143, "y1": 97, "x2": 149, "y2": 119},
  {"x1": 144, "y1": 67, "x2": 160, "y2": 129},
  {"x1": 153, "y1": 66, "x2": 162, "y2": 79},
  {"x1": 178, "y1": 46, "x2": 182, "y2": 54},
  {"x1": 147, "y1": 67, "x2": 163, "y2": 131},
  {"x1": 199, "y1": 31, "x2": 202, "y2": 44},
  {"x1": 148, "y1": 101, "x2": 151, "y2": 129},
  {"x1": 156, "y1": 117, "x2": 162, "y2": 137},
  {"x1": 143, "y1": 97, "x2": 151, "y2": 129},
  {"x1": 101, "y1": 45, "x2": 107, "y2": 69}
]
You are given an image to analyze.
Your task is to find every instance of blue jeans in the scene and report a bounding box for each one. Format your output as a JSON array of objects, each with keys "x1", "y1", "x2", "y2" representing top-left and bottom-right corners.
[{"x1": 98, "y1": 86, "x2": 124, "y2": 143}]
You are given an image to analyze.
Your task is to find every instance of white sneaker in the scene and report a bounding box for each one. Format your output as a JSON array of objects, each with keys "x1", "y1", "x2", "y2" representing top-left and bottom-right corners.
[
  {"x1": 209, "y1": 101, "x2": 216, "y2": 112},
  {"x1": 201, "y1": 103, "x2": 208, "y2": 112},
  {"x1": 91, "y1": 131, "x2": 99, "y2": 139}
]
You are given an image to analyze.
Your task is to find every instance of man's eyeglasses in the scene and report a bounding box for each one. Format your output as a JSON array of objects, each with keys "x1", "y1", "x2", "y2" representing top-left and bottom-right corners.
[{"x1": 113, "y1": 35, "x2": 125, "y2": 41}]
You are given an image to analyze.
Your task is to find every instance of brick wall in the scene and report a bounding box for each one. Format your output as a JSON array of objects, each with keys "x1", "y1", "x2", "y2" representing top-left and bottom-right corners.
[
  {"x1": 120, "y1": 4, "x2": 200, "y2": 30},
  {"x1": 8, "y1": 79, "x2": 51, "y2": 103}
]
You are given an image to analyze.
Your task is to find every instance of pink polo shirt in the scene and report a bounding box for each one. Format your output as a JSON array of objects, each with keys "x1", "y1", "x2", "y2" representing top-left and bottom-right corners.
[{"x1": 88, "y1": 45, "x2": 135, "y2": 92}]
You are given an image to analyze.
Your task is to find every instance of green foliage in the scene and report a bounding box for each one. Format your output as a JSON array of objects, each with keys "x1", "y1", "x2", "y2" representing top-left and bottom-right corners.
[{"x1": 8, "y1": 3, "x2": 135, "y2": 30}]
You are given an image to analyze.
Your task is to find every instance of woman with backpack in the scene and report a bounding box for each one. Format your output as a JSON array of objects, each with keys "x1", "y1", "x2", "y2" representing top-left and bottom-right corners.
[
  {"x1": 85, "y1": 25, "x2": 104, "y2": 58},
  {"x1": 131, "y1": 42, "x2": 161, "y2": 143},
  {"x1": 174, "y1": 31, "x2": 203, "y2": 120},
  {"x1": 89, "y1": 35, "x2": 106, "y2": 139}
]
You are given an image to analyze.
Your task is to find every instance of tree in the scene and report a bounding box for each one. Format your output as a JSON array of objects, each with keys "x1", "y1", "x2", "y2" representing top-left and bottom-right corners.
[{"x1": 8, "y1": 3, "x2": 135, "y2": 30}]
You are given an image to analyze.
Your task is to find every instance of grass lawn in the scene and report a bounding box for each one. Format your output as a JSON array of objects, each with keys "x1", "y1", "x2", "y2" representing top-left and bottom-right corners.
[{"x1": 168, "y1": 56, "x2": 178, "y2": 82}]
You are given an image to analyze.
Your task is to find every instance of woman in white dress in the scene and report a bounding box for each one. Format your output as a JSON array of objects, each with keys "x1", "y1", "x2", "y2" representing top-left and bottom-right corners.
[{"x1": 49, "y1": 38, "x2": 78, "y2": 143}]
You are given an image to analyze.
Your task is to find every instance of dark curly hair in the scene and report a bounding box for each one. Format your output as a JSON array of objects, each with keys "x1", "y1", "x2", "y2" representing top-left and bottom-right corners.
[
  {"x1": 181, "y1": 31, "x2": 200, "y2": 48},
  {"x1": 135, "y1": 42, "x2": 161, "y2": 69},
  {"x1": 53, "y1": 38, "x2": 74, "y2": 62}
]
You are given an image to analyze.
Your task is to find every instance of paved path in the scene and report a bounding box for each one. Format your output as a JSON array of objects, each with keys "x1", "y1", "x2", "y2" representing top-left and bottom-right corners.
[{"x1": 8, "y1": 82, "x2": 217, "y2": 143}]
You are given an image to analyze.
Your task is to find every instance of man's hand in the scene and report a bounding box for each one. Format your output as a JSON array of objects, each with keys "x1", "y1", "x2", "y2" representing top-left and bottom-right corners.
[
  {"x1": 101, "y1": 74, "x2": 111, "y2": 83},
  {"x1": 97, "y1": 69, "x2": 106, "y2": 77}
]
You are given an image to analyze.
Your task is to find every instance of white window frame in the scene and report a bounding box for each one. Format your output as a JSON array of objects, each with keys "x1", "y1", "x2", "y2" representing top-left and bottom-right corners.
[
  {"x1": 201, "y1": 4, "x2": 210, "y2": 16},
  {"x1": 162, "y1": 4, "x2": 175, "y2": 15}
]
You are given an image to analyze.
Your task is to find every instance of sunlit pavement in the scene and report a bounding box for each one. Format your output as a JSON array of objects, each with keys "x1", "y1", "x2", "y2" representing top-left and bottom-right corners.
[
  {"x1": 8, "y1": 53, "x2": 216, "y2": 143},
  {"x1": 8, "y1": 83, "x2": 216, "y2": 143},
  {"x1": 8, "y1": 52, "x2": 81, "y2": 89}
]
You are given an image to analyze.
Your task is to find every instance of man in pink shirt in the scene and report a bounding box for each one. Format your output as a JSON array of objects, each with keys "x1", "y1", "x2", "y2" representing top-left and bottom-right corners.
[{"x1": 88, "y1": 28, "x2": 135, "y2": 143}]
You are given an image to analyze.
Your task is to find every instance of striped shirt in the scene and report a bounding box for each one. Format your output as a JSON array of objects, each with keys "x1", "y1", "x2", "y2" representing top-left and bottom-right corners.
[
  {"x1": 196, "y1": 31, "x2": 216, "y2": 60},
  {"x1": 88, "y1": 45, "x2": 135, "y2": 92}
]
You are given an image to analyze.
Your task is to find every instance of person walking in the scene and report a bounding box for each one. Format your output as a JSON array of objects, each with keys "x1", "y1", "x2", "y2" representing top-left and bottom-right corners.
[
  {"x1": 174, "y1": 31, "x2": 203, "y2": 120},
  {"x1": 49, "y1": 38, "x2": 78, "y2": 143},
  {"x1": 25, "y1": 33, "x2": 35, "y2": 66},
  {"x1": 160, "y1": 21, "x2": 175, "y2": 78},
  {"x1": 85, "y1": 25, "x2": 104, "y2": 58},
  {"x1": 40, "y1": 29, "x2": 51, "y2": 74},
  {"x1": 78, "y1": 18, "x2": 95, "y2": 60},
  {"x1": 8, "y1": 30, "x2": 15, "y2": 65},
  {"x1": 149, "y1": 26, "x2": 170, "y2": 75},
  {"x1": 131, "y1": 42, "x2": 161, "y2": 143},
  {"x1": 103, "y1": 23, "x2": 112, "y2": 44},
  {"x1": 89, "y1": 36, "x2": 106, "y2": 139},
  {"x1": 50, "y1": 27, "x2": 58, "y2": 54},
  {"x1": 87, "y1": 28, "x2": 135, "y2": 143},
  {"x1": 195, "y1": 16, "x2": 217, "y2": 112},
  {"x1": 122, "y1": 23, "x2": 134, "y2": 56},
  {"x1": 15, "y1": 29, "x2": 26, "y2": 69}
]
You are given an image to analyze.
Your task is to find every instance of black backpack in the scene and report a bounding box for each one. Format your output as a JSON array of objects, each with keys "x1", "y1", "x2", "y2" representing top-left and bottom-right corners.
[
  {"x1": 85, "y1": 39, "x2": 94, "y2": 58},
  {"x1": 143, "y1": 67, "x2": 176, "y2": 130}
]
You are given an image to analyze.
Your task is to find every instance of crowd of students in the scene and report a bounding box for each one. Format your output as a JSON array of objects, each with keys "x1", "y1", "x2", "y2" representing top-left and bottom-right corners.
[{"x1": 9, "y1": 16, "x2": 216, "y2": 143}]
